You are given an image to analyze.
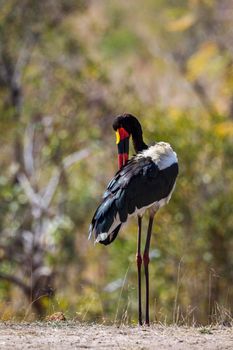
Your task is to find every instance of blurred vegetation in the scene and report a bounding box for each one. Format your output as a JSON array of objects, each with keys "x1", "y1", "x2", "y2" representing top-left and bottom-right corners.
[{"x1": 0, "y1": 0, "x2": 232, "y2": 324}]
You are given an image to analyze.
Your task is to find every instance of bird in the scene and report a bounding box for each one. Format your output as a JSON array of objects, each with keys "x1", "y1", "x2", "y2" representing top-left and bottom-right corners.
[{"x1": 89, "y1": 113, "x2": 178, "y2": 325}]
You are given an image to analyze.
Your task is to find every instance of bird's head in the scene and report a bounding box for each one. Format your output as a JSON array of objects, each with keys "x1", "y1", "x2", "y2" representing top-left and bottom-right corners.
[{"x1": 112, "y1": 113, "x2": 144, "y2": 170}]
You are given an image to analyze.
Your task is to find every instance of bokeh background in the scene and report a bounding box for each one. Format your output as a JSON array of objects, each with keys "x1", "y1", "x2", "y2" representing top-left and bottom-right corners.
[{"x1": 0, "y1": 0, "x2": 232, "y2": 324}]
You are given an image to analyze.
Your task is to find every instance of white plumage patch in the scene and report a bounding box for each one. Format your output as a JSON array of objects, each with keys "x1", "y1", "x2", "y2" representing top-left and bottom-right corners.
[
  {"x1": 137, "y1": 142, "x2": 178, "y2": 170},
  {"x1": 95, "y1": 232, "x2": 108, "y2": 243}
]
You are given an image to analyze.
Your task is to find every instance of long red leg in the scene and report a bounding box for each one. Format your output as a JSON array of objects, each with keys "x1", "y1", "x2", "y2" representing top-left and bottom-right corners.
[
  {"x1": 143, "y1": 214, "x2": 154, "y2": 326},
  {"x1": 136, "y1": 216, "x2": 142, "y2": 326}
]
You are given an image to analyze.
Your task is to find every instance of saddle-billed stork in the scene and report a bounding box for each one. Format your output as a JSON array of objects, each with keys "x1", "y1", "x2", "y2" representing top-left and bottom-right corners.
[{"x1": 89, "y1": 114, "x2": 178, "y2": 325}]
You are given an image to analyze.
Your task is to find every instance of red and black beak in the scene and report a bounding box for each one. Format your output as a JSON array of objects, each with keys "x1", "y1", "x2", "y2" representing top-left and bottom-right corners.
[{"x1": 115, "y1": 127, "x2": 130, "y2": 170}]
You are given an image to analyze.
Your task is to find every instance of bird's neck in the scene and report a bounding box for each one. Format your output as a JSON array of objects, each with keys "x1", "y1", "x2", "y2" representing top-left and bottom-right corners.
[{"x1": 132, "y1": 132, "x2": 148, "y2": 153}]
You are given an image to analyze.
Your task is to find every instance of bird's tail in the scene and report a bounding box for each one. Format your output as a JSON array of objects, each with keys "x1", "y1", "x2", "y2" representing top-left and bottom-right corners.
[
  {"x1": 88, "y1": 196, "x2": 123, "y2": 245},
  {"x1": 98, "y1": 223, "x2": 122, "y2": 245}
]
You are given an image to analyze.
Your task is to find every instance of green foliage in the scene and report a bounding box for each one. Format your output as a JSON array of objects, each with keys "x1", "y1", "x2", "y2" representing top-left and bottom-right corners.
[{"x1": 101, "y1": 29, "x2": 141, "y2": 57}]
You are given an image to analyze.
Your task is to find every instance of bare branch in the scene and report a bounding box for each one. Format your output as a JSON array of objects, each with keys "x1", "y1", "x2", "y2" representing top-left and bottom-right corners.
[
  {"x1": 23, "y1": 122, "x2": 35, "y2": 177},
  {"x1": 0, "y1": 272, "x2": 30, "y2": 296},
  {"x1": 17, "y1": 173, "x2": 44, "y2": 209},
  {"x1": 42, "y1": 170, "x2": 60, "y2": 209},
  {"x1": 42, "y1": 148, "x2": 90, "y2": 208},
  {"x1": 62, "y1": 148, "x2": 90, "y2": 169},
  {"x1": 18, "y1": 148, "x2": 90, "y2": 211}
]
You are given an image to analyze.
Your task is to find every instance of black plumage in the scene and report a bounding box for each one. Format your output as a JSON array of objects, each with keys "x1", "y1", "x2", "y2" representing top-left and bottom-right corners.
[{"x1": 89, "y1": 154, "x2": 178, "y2": 245}]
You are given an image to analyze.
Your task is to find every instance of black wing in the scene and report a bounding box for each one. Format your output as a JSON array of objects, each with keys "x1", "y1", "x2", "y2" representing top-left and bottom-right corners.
[{"x1": 89, "y1": 156, "x2": 178, "y2": 245}]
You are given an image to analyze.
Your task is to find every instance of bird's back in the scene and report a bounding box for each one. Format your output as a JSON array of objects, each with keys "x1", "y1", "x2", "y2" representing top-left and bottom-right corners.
[{"x1": 89, "y1": 142, "x2": 178, "y2": 245}]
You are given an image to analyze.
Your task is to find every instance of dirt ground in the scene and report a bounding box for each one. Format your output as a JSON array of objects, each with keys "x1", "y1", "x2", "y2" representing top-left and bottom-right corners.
[{"x1": 0, "y1": 322, "x2": 232, "y2": 350}]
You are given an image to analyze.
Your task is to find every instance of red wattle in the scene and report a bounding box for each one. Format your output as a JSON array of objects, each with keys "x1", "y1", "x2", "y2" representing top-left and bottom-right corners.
[{"x1": 118, "y1": 127, "x2": 129, "y2": 140}]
